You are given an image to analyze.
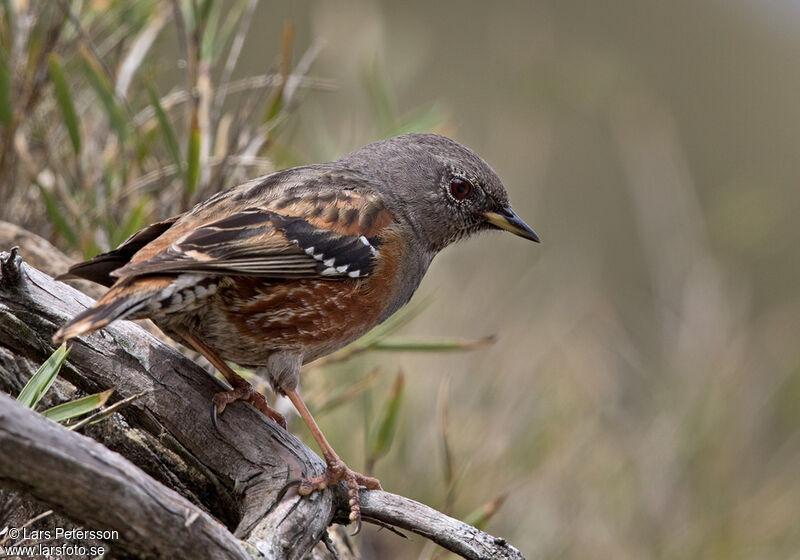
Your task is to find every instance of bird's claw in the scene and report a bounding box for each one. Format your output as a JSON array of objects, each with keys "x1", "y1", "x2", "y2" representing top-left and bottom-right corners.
[
  {"x1": 277, "y1": 454, "x2": 380, "y2": 533},
  {"x1": 209, "y1": 386, "x2": 286, "y2": 430}
]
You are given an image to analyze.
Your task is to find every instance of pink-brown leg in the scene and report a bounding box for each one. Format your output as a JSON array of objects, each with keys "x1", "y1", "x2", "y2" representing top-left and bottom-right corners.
[
  {"x1": 183, "y1": 334, "x2": 286, "y2": 429},
  {"x1": 285, "y1": 388, "x2": 381, "y2": 533}
]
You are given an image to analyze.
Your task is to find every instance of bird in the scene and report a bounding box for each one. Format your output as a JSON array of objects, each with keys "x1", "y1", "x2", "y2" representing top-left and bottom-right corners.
[{"x1": 52, "y1": 133, "x2": 539, "y2": 530}]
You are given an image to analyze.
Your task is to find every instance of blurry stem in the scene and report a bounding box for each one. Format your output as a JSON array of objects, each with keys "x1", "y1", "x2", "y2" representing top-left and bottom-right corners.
[
  {"x1": 115, "y1": 3, "x2": 171, "y2": 100},
  {"x1": 462, "y1": 494, "x2": 507, "y2": 530},
  {"x1": 208, "y1": 69, "x2": 277, "y2": 193},
  {"x1": 57, "y1": 0, "x2": 114, "y2": 82},
  {"x1": 261, "y1": 20, "x2": 294, "y2": 143},
  {"x1": 365, "y1": 371, "x2": 404, "y2": 476},
  {"x1": 121, "y1": 154, "x2": 276, "y2": 198},
  {"x1": 185, "y1": 109, "x2": 201, "y2": 200},
  {"x1": 211, "y1": 0, "x2": 258, "y2": 125},
  {"x1": 610, "y1": 93, "x2": 709, "y2": 344},
  {"x1": 438, "y1": 375, "x2": 457, "y2": 514},
  {"x1": 282, "y1": 40, "x2": 324, "y2": 105},
  {"x1": 14, "y1": 130, "x2": 83, "y2": 226},
  {"x1": 0, "y1": 13, "x2": 63, "y2": 201},
  {"x1": 7, "y1": 1, "x2": 25, "y2": 71},
  {"x1": 311, "y1": 336, "x2": 493, "y2": 369},
  {"x1": 197, "y1": 60, "x2": 212, "y2": 191},
  {"x1": 68, "y1": 390, "x2": 147, "y2": 432},
  {"x1": 132, "y1": 74, "x2": 337, "y2": 128},
  {"x1": 170, "y1": 0, "x2": 190, "y2": 82},
  {"x1": 178, "y1": 0, "x2": 210, "y2": 204},
  {"x1": 170, "y1": 0, "x2": 191, "y2": 134},
  {"x1": 311, "y1": 368, "x2": 381, "y2": 417}
]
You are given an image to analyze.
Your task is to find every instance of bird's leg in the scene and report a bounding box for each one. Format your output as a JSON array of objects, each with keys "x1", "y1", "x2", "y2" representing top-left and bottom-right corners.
[
  {"x1": 182, "y1": 333, "x2": 286, "y2": 429},
  {"x1": 284, "y1": 388, "x2": 381, "y2": 532}
]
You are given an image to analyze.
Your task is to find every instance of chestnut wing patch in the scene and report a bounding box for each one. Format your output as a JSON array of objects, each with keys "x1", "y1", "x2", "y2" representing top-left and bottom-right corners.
[{"x1": 112, "y1": 208, "x2": 380, "y2": 280}]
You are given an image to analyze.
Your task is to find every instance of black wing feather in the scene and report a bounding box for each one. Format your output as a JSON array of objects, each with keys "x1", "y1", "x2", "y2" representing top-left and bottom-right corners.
[
  {"x1": 110, "y1": 209, "x2": 379, "y2": 280},
  {"x1": 58, "y1": 214, "x2": 183, "y2": 287}
]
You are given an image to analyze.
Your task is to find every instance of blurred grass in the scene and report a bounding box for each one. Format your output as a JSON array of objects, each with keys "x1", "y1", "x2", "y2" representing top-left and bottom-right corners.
[
  {"x1": 0, "y1": 0, "x2": 331, "y2": 258},
  {"x1": 0, "y1": 1, "x2": 487, "y2": 554},
  {"x1": 2, "y1": 1, "x2": 800, "y2": 560}
]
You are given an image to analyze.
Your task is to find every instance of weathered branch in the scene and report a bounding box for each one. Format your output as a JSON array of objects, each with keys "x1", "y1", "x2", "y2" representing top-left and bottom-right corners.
[
  {"x1": 0, "y1": 392, "x2": 251, "y2": 560},
  {"x1": 361, "y1": 492, "x2": 522, "y2": 560},
  {"x1": 0, "y1": 248, "x2": 332, "y2": 558},
  {"x1": 0, "y1": 247, "x2": 524, "y2": 560}
]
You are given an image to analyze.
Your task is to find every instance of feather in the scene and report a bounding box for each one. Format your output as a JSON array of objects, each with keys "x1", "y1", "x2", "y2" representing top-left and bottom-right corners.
[{"x1": 63, "y1": 169, "x2": 393, "y2": 286}]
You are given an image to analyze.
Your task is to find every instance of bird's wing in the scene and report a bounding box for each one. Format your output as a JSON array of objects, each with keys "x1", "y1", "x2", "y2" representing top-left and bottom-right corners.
[
  {"x1": 57, "y1": 214, "x2": 185, "y2": 287},
  {"x1": 109, "y1": 188, "x2": 394, "y2": 281}
]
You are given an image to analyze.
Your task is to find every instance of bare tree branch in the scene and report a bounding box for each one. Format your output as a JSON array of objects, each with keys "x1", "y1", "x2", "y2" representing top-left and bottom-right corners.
[
  {"x1": 0, "y1": 247, "x2": 525, "y2": 560},
  {"x1": 361, "y1": 492, "x2": 523, "y2": 560},
  {"x1": 0, "y1": 248, "x2": 335, "y2": 558},
  {"x1": 0, "y1": 392, "x2": 251, "y2": 560}
]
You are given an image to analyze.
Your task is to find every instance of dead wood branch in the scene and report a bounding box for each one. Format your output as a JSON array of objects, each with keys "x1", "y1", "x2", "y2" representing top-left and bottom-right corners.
[{"x1": 0, "y1": 248, "x2": 524, "y2": 560}]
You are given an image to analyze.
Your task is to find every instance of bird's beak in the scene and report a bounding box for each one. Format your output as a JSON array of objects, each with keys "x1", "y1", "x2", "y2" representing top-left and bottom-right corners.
[{"x1": 483, "y1": 207, "x2": 540, "y2": 242}]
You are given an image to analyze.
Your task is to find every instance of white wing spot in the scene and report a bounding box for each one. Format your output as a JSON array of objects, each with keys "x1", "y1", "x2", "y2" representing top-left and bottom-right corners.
[{"x1": 359, "y1": 235, "x2": 378, "y2": 255}]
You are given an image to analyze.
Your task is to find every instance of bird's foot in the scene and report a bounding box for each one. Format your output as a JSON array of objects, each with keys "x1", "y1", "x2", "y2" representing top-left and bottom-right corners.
[
  {"x1": 283, "y1": 452, "x2": 381, "y2": 534},
  {"x1": 211, "y1": 381, "x2": 286, "y2": 429}
]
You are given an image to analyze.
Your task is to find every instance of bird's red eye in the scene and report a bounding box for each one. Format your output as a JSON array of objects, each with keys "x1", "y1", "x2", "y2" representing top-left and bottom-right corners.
[{"x1": 449, "y1": 178, "x2": 473, "y2": 200}]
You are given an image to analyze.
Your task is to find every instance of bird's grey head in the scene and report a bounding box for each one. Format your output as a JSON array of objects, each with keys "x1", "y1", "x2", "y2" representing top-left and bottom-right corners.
[{"x1": 340, "y1": 133, "x2": 539, "y2": 254}]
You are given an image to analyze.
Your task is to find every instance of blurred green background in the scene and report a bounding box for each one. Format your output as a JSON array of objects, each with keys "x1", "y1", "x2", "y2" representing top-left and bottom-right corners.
[{"x1": 2, "y1": 0, "x2": 799, "y2": 558}]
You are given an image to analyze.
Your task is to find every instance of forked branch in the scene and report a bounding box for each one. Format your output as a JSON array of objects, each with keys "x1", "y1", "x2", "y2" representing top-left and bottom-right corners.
[{"x1": 0, "y1": 249, "x2": 524, "y2": 560}]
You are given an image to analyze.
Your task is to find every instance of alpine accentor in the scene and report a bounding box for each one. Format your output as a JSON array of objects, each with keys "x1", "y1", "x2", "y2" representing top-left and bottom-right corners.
[{"x1": 53, "y1": 133, "x2": 539, "y2": 528}]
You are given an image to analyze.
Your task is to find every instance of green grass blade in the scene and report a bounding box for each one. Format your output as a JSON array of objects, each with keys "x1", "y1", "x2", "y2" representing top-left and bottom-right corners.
[
  {"x1": 362, "y1": 59, "x2": 396, "y2": 134},
  {"x1": 394, "y1": 104, "x2": 444, "y2": 136},
  {"x1": 17, "y1": 343, "x2": 70, "y2": 409},
  {"x1": 315, "y1": 369, "x2": 381, "y2": 416},
  {"x1": 0, "y1": 0, "x2": 15, "y2": 53},
  {"x1": 462, "y1": 494, "x2": 507, "y2": 530},
  {"x1": 185, "y1": 112, "x2": 201, "y2": 196},
  {"x1": 437, "y1": 377, "x2": 456, "y2": 509},
  {"x1": 311, "y1": 296, "x2": 437, "y2": 367},
  {"x1": 113, "y1": 195, "x2": 149, "y2": 247},
  {"x1": 147, "y1": 82, "x2": 182, "y2": 174},
  {"x1": 369, "y1": 336, "x2": 495, "y2": 352},
  {"x1": 367, "y1": 372, "x2": 404, "y2": 469},
  {"x1": 352, "y1": 294, "x2": 433, "y2": 348},
  {"x1": 68, "y1": 390, "x2": 146, "y2": 432},
  {"x1": 80, "y1": 47, "x2": 129, "y2": 143},
  {"x1": 37, "y1": 184, "x2": 79, "y2": 248},
  {"x1": 263, "y1": 20, "x2": 294, "y2": 125},
  {"x1": 197, "y1": 0, "x2": 214, "y2": 25},
  {"x1": 48, "y1": 53, "x2": 81, "y2": 155},
  {"x1": 263, "y1": 85, "x2": 284, "y2": 124},
  {"x1": 42, "y1": 388, "x2": 114, "y2": 423},
  {"x1": 206, "y1": 0, "x2": 246, "y2": 61},
  {"x1": 0, "y1": 54, "x2": 11, "y2": 125}
]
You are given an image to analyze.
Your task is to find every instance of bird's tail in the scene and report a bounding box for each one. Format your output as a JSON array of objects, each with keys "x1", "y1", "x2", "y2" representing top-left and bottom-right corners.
[{"x1": 52, "y1": 276, "x2": 171, "y2": 343}]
